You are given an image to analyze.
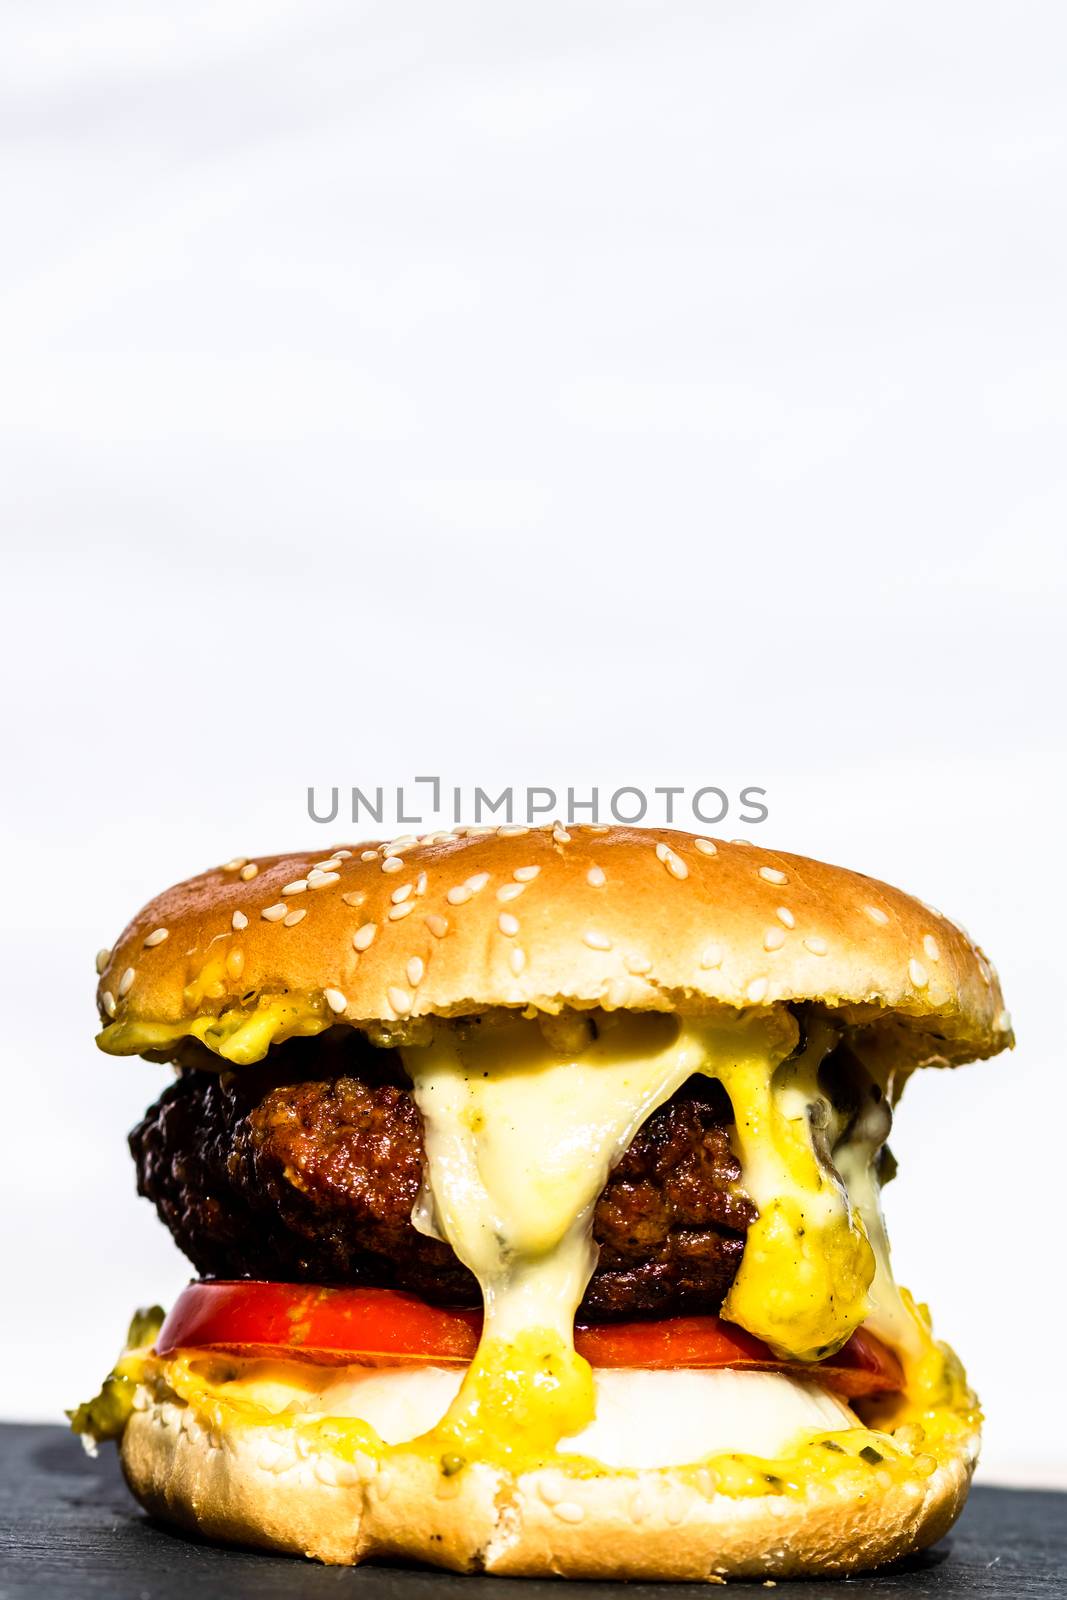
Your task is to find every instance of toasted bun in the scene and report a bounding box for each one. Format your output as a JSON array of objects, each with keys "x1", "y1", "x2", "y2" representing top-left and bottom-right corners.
[
  {"x1": 121, "y1": 1398, "x2": 976, "y2": 1578},
  {"x1": 96, "y1": 826, "x2": 1009, "y2": 1065}
]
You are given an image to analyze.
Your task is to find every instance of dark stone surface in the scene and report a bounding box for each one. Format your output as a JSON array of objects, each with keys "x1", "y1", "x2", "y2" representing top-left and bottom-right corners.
[{"x1": 1, "y1": 1424, "x2": 1063, "y2": 1597}]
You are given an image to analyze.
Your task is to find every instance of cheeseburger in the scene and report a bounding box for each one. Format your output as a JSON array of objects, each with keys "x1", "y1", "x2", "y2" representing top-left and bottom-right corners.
[{"x1": 73, "y1": 826, "x2": 1011, "y2": 1580}]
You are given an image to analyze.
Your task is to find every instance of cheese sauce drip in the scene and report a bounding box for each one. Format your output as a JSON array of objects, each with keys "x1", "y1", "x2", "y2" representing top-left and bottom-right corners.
[
  {"x1": 81, "y1": 1004, "x2": 981, "y2": 1491},
  {"x1": 400, "y1": 1012, "x2": 729, "y2": 1464},
  {"x1": 98, "y1": 997, "x2": 333, "y2": 1065},
  {"x1": 715, "y1": 1017, "x2": 876, "y2": 1361},
  {"x1": 833, "y1": 1071, "x2": 975, "y2": 1427},
  {"x1": 398, "y1": 1006, "x2": 876, "y2": 1464}
]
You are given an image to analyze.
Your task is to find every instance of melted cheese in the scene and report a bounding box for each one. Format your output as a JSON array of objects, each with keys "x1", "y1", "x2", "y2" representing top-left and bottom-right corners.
[
  {"x1": 400, "y1": 1011, "x2": 733, "y2": 1462},
  {"x1": 716, "y1": 1019, "x2": 875, "y2": 1361},
  {"x1": 397, "y1": 1006, "x2": 879, "y2": 1463},
  {"x1": 833, "y1": 1083, "x2": 975, "y2": 1429},
  {"x1": 89, "y1": 1000, "x2": 978, "y2": 1486},
  {"x1": 96, "y1": 997, "x2": 333, "y2": 1065},
  {"x1": 155, "y1": 1358, "x2": 856, "y2": 1468},
  {"x1": 136, "y1": 1341, "x2": 971, "y2": 1499}
]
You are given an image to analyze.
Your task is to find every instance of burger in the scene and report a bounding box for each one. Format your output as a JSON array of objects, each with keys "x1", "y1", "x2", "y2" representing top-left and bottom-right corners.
[{"x1": 72, "y1": 826, "x2": 1011, "y2": 1580}]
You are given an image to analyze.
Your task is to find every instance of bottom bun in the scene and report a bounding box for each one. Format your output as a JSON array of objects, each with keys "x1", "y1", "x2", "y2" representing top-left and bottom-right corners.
[{"x1": 120, "y1": 1395, "x2": 977, "y2": 1579}]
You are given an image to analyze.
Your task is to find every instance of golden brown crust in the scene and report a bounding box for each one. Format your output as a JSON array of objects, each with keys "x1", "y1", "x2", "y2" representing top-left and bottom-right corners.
[
  {"x1": 96, "y1": 826, "x2": 1011, "y2": 1065},
  {"x1": 121, "y1": 1400, "x2": 977, "y2": 1577}
]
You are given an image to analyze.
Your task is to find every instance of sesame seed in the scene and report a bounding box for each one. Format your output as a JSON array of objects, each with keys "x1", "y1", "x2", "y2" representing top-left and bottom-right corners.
[
  {"x1": 923, "y1": 935, "x2": 941, "y2": 962},
  {"x1": 587, "y1": 866, "x2": 606, "y2": 887},
  {"x1": 388, "y1": 900, "x2": 415, "y2": 920},
  {"x1": 863, "y1": 904, "x2": 889, "y2": 926},
  {"x1": 387, "y1": 986, "x2": 412, "y2": 1016},
  {"x1": 496, "y1": 882, "x2": 525, "y2": 902},
  {"x1": 553, "y1": 1502, "x2": 586, "y2": 1525},
  {"x1": 261, "y1": 903, "x2": 287, "y2": 921},
  {"x1": 497, "y1": 825, "x2": 530, "y2": 837},
  {"x1": 222, "y1": 858, "x2": 247, "y2": 872},
  {"x1": 144, "y1": 928, "x2": 169, "y2": 948},
  {"x1": 583, "y1": 930, "x2": 612, "y2": 951},
  {"x1": 95, "y1": 948, "x2": 111, "y2": 974},
  {"x1": 693, "y1": 838, "x2": 718, "y2": 857},
  {"x1": 763, "y1": 927, "x2": 785, "y2": 952},
  {"x1": 655, "y1": 844, "x2": 687, "y2": 883},
  {"x1": 226, "y1": 949, "x2": 245, "y2": 979},
  {"x1": 102, "y1": 990, "x2": 116, "y2": 1017},
  {"x1": 509, "y1": 946, "x2": 526, "y2": 975},
  {"x1": 995, "y1": 1008, "x2": 1012, "y2": 1032},
  {"x1": 589, "y1": 825, "x2": 610, "y2": 834},
  {"x1": 240, "y1": 863, "x2": 259, "y2": 881},
  {"x1": 312, "y1": 859, "x2": 342, "y2": 871},
  {"x1": 513, "y1": 865, "x2": 541, "y2": 882},
  {"x1": 391, "y1": 883, "x2": 413, "y2": 904},
  {"x1": 553, "y1": 827, "x2": 572, "y2": 844},
  {"x1": 758, "y1": 866, "x2": 788, "y2": 886},
  {"x1": 776, "y1": 907, "x2": 795, "y2": 928},
  {"x1": 118, "y1": 966, "x2": 136, "y2": 997},
  {"x1": 701, "y1": 943, "x2": 723, "y2": 970},
  {"x1": 282, "y1": 880, "x2": 308, "y2": 895},
  {"x1": 746, "y1": 977, "x2": 769, "y2": 1003},
  {"x1": 626, "y1": 953, "x2": 652, "y2": 975},
  {"x1": 466, "y1": 873, "x2": 490, "y2": 894},
  {"x1": 331, "y1": 850, "x2": 353, "y2": 860},
  {"x1": 415, "y1": 872, "x2": 428, "y2": 896},
  {"x1": 381, "y1": 857, "x2": 404, "y2": 874},
  {"x1": 341, "y1": 891, "x2": 366, "y2": 908},
  {"x1": 324, "y1": 988, "x2": 348, "y2": 1015},
  {"x1": 231, "y1": 910, "x2": 248, "y2": 931},
  {"x1": 908, "y1": 959, "x2": 928, "y2": 988},
  {"x1": 283, "y1": 908, "x2": 306, "y2": 928},
  {"x1": 498, "y1": 913, "x2": 520, "y2": 936},
  {"x1": 656, "y1": 842, "x2": 688, "y2": 878},
  {"x1": 308, "y1": 871, "x2": 339, "y2": 889},
  {"x1": 804, "y1": 936, "x2": 828, "y2": 956},
  {"x1": 447, "y1": 885, "x2": 472, "y2": 906},
  {"x1": 353, "y1": 923, "x2": 377, "y2": 951},
  {"x1": 407, "y1": 957, "x2": 425, "y2": 987},
  {"x1": 425, "y1": 915, "x2": 449, "y2": 939},
  {"x1": 361, "y1": 850, "x2": 378, "y2": 862}
]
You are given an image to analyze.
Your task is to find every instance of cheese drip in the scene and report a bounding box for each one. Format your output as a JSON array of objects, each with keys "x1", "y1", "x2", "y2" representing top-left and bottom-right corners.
[
  {"x1": 834, "y1": 1076, "x2": 974, "y2": 1423},
  {"x1": 401, "y1": 1011, "x2": 789, "y2": 1464},
  {"x1": 97, "y1": 996, "x2": 333, "y2": 1065},
  {"x1": 81, "y1": 1004, "x2": 981, "y2": 1487},
  {"x1": 715, "y1": 1018, "x2": 875, "y2": 1361}
]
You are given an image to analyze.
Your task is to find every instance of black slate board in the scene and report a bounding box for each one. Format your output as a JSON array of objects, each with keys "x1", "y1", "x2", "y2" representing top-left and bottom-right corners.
[{"x1": 0, "y1": 1424, "x2": 1063, "y2": 1598}]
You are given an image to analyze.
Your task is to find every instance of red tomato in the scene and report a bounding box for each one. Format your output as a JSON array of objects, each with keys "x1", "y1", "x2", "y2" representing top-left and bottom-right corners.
[
  {"x1": 154, "y1": 1280, "x2": 902, "y2": 1395},
  {"x1": 157, "y1": 1283, "x2": 481, "y2": 1368},
  {"x1": 156, "y1": 1281, "x2": 903, "y2": 1399},
  {"x1": 577, "y1": 1315, "x2": 905, "y2": 1397}
]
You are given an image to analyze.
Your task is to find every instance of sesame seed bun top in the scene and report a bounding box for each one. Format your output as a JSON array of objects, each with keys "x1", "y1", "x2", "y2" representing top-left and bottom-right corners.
[{"x1": 94, "y1": 826, "x2": 1011, "y2": 1067}]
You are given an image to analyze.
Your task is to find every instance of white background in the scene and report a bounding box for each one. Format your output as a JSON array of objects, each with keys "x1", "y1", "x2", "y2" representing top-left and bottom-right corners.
[{"x1": 1, "y1": 2, "x2": 1065, "y2": 1486}]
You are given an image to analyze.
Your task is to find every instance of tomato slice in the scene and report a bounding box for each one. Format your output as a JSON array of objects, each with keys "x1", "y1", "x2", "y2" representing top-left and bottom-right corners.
[
  {"x1": 157, "y1": 1283, "x2": 481, "y2": 1368},
  {"x1": 157, "y1": 1282, "x2": 903, "y2": 1399}
]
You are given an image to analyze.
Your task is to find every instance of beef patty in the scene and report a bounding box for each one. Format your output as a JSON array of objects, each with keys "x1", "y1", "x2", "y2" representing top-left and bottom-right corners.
[{"x1": 130, "y1": 1042, "x2": 755, "y2": 1321}]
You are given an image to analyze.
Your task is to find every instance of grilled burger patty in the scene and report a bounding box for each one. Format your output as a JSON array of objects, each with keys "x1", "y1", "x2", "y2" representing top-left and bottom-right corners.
[{"x1": 130, "y1": 1049, "x2": 755, "y2": 1321}]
